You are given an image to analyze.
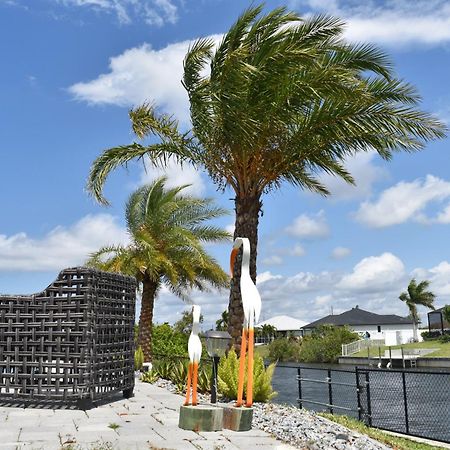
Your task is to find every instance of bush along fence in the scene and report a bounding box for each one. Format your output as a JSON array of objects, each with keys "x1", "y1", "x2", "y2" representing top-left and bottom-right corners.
[{"x1": 297, "y1": 366, "x2": 450, "y2": 444}]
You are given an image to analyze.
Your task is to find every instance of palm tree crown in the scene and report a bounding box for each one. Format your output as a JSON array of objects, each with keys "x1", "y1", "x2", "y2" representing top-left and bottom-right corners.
[
  {"x1": 87, "y1": 6, "x2": 446, "y2": 346},
  {"x1": 87, "y1": 177, "x2": 230, "y2": 360},
  {"x1": 400, "y1": 278, "x2": 436, "y2": 341}
]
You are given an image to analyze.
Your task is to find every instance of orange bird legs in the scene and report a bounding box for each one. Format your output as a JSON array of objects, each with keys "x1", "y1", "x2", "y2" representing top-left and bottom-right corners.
[
  {"x1": 184, "y1": 305, "x2": 202, "y2": 406},
  {"x1": 230, "y1": 238, "x2": 261, "y2": 408}
]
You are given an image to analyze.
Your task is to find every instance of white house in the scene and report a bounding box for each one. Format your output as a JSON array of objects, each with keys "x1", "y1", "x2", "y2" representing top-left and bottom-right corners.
[
  {"x1": 302, "y1": 306, "x2": 416, "y2": 345},
  {"x1": 256, "y1": 315, "x2": 307, "y2": 342}
]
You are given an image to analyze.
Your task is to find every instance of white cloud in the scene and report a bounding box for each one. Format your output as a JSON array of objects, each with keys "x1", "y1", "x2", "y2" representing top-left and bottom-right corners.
[
  {"x1": 225, "y1": 223, "x2": 235, "y2": 234},
  {"x1": 318, "y1": 152, "x2": 387, "y2": 201},
  {"x1": 355, "y1": 175, "x2": 450, "y2": 228},
  {"x1": 0, "y1": 214, "x2": 128, "y2": 272},
  {"x1": 145, "y1": 0, "x2": 178, "y2": 26},
  {"x1": 57, "y1": 0, "x2": 178, "y2": 26},
  {"x1": 139, "y1": 158, "x2": 206, "y2": 196},
  {"x1": 289, "y1": 244, "x2": 306, "y2": 257},
  {"x1": 262, "y1": 255, "x2": 283, "y2": 266},
  {"x1": 337, "y1": 252, "x2": 405, "y2": 292},
  {"x1": 314, "y1": 294, "x2": 332, "y2": 306},
  {"x1": 256, "y1": 271, "x2": 283, "y2": 285},
  {"x1": 412, "y1": 261, "x2": 450, "y2": 298},
  {"x1": 285, "y1": 210, "x2": 329, "y2": 239},
  {"x1": 148, "y1": 253, "x2": 450, "y2": 328},
  {"x1": 68, "y1": 35, "x2": 222, "y2": 124},
  {"x1": 69, "y1": 41, "x2": 190, "y2": 122},
  {"x1": 293, "y1": 0, "x2": 450, "y2": 46},
  {"x1": 436, "y1": 204, "x2": 450, "y2": 224},
  {"x1": 331, "y1": 246, "x2": 351, "y2": 259}
]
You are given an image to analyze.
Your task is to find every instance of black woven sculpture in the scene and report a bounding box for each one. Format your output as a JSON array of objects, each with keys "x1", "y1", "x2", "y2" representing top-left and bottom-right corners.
[{"x1": 0, "y1": 267, "x2": 136, "y2": 409}]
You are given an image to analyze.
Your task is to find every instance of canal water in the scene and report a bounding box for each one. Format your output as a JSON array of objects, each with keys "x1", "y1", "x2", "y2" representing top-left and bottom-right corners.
[{"x1": 269, "y1": 362, "x2": 450, "y2": 443}]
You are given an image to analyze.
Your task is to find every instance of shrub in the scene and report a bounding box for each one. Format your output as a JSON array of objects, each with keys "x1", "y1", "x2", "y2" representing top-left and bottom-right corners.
[
  {"x1": 217, "y1": 349, "x2": 277, "y2": 402},
  {"x1": 439, "y1": 334, "x2": 450, "y2": 343},
  {"x1": 299, "y1": 326, "x2": 359, "y2": 363},
  {"x1": 134, "y1": 346, "x2": 144, "y2": 371},
  {"x1": 152, "y1": 323, "x2": 189, "y2": 357},
  {"x1": 267, "y1": 337, "x2": 301, "y2": 362},
  {"x1": 170, "y1": 360, "x2": 189, "y2": 392},
  {"x1": 197, "y1": 366, "x2": 212, "y2": 394},
  {"x1": 141, "y1": 370, "x2": 159, "y2": 383},
  {"x1": 421, "y1": 330, "x2": 441, "y2": 340},
  {"x1": 421, "y1": 330, "x2": 450, "y2": 341},
  {"x1": 152, "y1": 359, "x2": 173, "y2": 380}
]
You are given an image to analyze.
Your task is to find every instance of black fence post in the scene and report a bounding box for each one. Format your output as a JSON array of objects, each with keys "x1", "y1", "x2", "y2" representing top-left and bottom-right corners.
[
  {"x1": 327, "y1": 369, "x2": 333, "y2": 414},
  {"x1": 355, "y1": 366, "x2": 362, "y2": 421},
  {"x1": 402, "y1": 371, "x2": 409, "y2": 434},
  {"x1": 365, "y1": 371, "x2": 372, "y2": 427},
  {"x1": 297, "y1": 367, "x2": 302, "y2": 409}
]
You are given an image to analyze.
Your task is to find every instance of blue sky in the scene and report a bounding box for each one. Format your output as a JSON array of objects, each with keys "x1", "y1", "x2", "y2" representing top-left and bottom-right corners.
[{"x1": 1, "y1": 0, "x2": 450, "y2": 329}]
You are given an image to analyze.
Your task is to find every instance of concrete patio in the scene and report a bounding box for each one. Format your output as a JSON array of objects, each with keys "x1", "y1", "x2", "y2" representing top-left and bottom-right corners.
[{"x1": 0, "y1": 380, "x2": 295, "y2": 450}]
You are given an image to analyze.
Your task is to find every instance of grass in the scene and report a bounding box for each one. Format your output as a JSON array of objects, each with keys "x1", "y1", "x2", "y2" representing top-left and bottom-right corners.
[
  {"x1": 254, "y1": 344, "x2": 270, "y2": 358},
  {"x1": 107, "y1": 422, "x2": 120, "y2": 431},
  {"x1": 320, "y1": 413, "x2": 444, "y2": 450},
  {"x1": 353, "y1": 340, "x2": 450, "y2": 358}
]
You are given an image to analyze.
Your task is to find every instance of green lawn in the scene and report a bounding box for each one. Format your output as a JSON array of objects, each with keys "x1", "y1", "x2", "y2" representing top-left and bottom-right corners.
[
  {"x1": 320, "y1": 413, "x2": 444, "y2": 450},
  {"x1": 353, "y1": 340, "x2": 450, "y2": 358},
  {"x1": 255, "y1": 344, "x2": 270, "y2": 358}
]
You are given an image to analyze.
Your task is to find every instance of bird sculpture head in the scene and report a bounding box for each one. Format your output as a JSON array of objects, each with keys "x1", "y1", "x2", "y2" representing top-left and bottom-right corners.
[
  {"x1": 230, "y1": 237, "x2": 250, "y2": 277},
  {"x1": 192, "y1": 304, "x2": 201, "y2": 324}
]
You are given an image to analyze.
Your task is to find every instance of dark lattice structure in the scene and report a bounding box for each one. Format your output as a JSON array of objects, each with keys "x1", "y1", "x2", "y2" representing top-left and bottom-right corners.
[{"x1": 0, "y1": 267, "x2": 136, "y2": 408}]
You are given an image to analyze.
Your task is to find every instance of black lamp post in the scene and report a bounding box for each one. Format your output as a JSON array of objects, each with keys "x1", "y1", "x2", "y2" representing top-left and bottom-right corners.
[{"x1": 205, "y1": 330, "x2": 232, "y2": 404}]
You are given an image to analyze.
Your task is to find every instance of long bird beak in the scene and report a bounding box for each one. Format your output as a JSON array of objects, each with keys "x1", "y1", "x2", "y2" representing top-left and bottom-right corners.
[{"x1": 230, "y1": 248, "x2": 238, "y2": 278}]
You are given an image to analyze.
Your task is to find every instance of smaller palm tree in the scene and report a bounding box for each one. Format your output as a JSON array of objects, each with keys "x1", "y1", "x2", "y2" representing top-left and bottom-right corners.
[
  {"x1": 87, "y1": 177, "x2": 231, "y2": 361},
  {"x1": 215, "y1": 310, "x2": 229, "y2": 331},
  {"x1": 400, "y1": 279, "x2": 436, "y2": 341}
]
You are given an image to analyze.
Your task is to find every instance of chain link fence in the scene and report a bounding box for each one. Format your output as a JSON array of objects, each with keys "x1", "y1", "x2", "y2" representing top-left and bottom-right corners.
[{"x1": 297, "y1": 366, "x2": 450, "y2": 444}]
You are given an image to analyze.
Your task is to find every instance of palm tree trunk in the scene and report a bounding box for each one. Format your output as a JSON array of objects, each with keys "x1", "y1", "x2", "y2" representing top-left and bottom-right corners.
[
  {"x1": 228, "y1": 194, "x2": 262, "y2": 349},
  {"x1": 138, "y1": 273, "x2": 158, "y2": 362},
  {"x1": 412, "y1": 320, "x2": 418, "y2": 342}
]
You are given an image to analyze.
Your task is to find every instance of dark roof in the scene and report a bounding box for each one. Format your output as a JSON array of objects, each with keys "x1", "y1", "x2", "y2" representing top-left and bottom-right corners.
[{"x1": 303, "y1": 307, "x2": 413, "y2": 329}]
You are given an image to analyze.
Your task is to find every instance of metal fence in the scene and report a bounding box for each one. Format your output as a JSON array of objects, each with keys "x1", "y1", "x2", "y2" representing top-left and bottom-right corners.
[
  {"x1": 341, "y1": 338, "x2": 385, "y2": 356},
  {"x1": 297, "y1": 366, "x2": 450, "y2": 444}
]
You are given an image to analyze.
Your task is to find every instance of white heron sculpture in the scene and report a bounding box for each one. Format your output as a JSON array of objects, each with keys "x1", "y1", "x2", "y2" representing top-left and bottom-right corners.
[
  {"x1": 184, "y1": 305, "x2": 202, "y2": 406},
  {"x1": 230, "y1": 237, "x2": 261, "y2": 407}
]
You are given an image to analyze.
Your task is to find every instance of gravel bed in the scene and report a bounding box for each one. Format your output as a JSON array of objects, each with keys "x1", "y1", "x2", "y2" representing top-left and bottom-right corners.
[
  {"x1": 147, "y1": 378, "x2": 392, "y2": 449},
  {"x1": 252, "y1": 402, "x2": 391, "y2": 450}
]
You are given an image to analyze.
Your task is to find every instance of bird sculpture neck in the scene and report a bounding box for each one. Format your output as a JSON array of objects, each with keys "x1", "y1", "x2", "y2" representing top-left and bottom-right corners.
[
  {"x1": 239, "y1": 238, "x2": 251, "y2": 278},
  {"x1": 191, "y1": 305, "x2": 201, "y2": 335}
]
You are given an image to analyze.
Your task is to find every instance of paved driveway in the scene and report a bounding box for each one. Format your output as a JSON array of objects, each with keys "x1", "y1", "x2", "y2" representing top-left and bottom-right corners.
[{"x1": 0, "y1": 381, "x2": 295, "y2": 450}]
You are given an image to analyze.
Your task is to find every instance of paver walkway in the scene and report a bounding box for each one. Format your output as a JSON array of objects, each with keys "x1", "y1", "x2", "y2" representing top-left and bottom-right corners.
[{"x1": 0, "y1": 381, "x2": 296, "y2": 450}]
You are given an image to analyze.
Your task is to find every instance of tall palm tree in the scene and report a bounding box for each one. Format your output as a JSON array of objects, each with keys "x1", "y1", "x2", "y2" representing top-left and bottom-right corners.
[
  {"x1": 87, "y1": 177, "x2": 230, "y2": 361},
  {"x1": 86, "y1": 6, "x2": 446, "y2": 346},
  {"x1": 400, "y1": 279, "x2": 436, "y2": 341}
]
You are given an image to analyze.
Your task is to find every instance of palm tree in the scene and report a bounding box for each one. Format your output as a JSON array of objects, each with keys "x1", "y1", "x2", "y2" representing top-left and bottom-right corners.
[
  {"x1": 400, "y1": 279, "x2": 436, "y2": 341},
  {"x1": 441, "y1": 305, "x2": 450, "y2": 328},
  {"x1": 86, "y1": 6, "x2": 446, "y2": 346},
  {"x1": 215, "y1": 309, "x2": 229, "y2": 331},
  {"x1": 87, "y1": 177, "x2": 230, "y2": 361}
]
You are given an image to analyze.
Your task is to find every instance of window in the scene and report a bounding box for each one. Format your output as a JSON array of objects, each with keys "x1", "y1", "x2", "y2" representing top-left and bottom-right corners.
[{"x1": 377, "y1": 325, "x2": 381, "y2": 333}]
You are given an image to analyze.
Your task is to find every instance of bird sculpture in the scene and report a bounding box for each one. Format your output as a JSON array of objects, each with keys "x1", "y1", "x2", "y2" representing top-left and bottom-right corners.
[
  {"x1": 230, "y1": 237, "x2": 261, "y2": 408},
  {"x1": 184, "y1": 304, "x2": 202, "y2": 406}
]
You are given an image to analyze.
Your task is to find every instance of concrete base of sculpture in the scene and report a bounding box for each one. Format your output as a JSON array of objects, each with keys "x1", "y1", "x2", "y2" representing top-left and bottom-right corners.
[
  {"x1": 178, "y1": 405, "x2": 223, "y2": 431},
  {"x1": 221, "y1": 404, "x2": 253, "y2": 431}
]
